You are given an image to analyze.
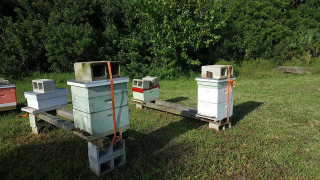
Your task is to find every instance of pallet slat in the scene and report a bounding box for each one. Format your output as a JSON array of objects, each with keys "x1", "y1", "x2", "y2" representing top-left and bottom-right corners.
[
  {"x1": 36, "y1": 112, "x2": 75, "y2": 132},
  {"x1": 56, "y1": 109, "x2": 74, "y2": 121},
  {"x1": 136, "y1": 100, "x2": 217, "y2": 124}
]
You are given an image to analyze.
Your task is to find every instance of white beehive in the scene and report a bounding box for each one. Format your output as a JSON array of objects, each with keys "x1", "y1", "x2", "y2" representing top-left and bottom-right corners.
[
  {"x1": 196, "y1": 77, "x2": 235, "y2": 121},
  {"x1": 24, "y1": 88, "x2": 68, "y2": 110},
  {"x1": 67, "y1": 77, "x2": 130, "y2": 136},
  {"x1": 132, "y1": 77, "x2": 160, "y2": 102}
]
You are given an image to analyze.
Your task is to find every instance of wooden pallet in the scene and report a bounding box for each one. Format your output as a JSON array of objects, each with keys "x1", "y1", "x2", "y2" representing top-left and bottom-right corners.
[
  {"x1": 132, "y1": 99, "x2": 231, "y2": 131},
  {"x1": 21, "y1": 107, "x2": 129, "y2": 145}
]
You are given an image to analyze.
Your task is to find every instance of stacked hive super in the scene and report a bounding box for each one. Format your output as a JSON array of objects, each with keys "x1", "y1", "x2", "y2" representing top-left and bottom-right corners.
[
  {"x1": 24, "y1": 79, "x2": 69, "y2": 112},
  {"x1": 196, "y1": 65, "x2": 235, "y2": 122},
  {"x1": 0, "y1": 78, "x2": 17, "y2": 111},
  {"x1": 132, "y1": 76, "x2": 160, "y2": 102},
  {"x1": 67, "y1": 61, "x2": 129, "y2": 176}
]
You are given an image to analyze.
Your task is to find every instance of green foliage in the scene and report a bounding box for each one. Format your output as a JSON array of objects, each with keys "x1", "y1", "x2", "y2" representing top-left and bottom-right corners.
[{"x1": 0, "y1": 0, "x2": 320, "y2": 79}]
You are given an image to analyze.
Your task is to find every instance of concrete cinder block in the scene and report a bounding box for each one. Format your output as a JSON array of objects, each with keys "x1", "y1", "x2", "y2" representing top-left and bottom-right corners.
[
  {"x1": 132, "y1": 79, "x2": 149, "y2": 89},
  {"x1": 88, "y1": 139, "x2": 126, "y2": 163},
  {"x1": 142, "y1": 76, "x2": 159, "y2": 87},
  {"x1": 32, "y1": 79, "x2": 55, "y2": 93},
  {"x1": 74, "y1": 61, "x2": 121, "y2": 82},
  {"x1": 0, "y1": 78, "x2": 9, "y2": 85},
  {"x1": 89, "y1": 150, "x2": 126, "y2": 176},
  {"x1": 201, "y1": 65, "x2": 233, "y2": 79}
]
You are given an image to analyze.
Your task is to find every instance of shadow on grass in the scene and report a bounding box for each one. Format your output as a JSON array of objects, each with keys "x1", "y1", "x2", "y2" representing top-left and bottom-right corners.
[
  {"x1": 0, "y1": 117, "x2": 202, "y2": 179},
  {"x1": 232, "y1": 101, "x2": 263, "y2": 126},
  {"x1": 0, "y1": 135, "x2": 89, "y2": 179},
  {"x1": 165, "y1": 96, "x2": 189, "y2": 103},
  {"x1": 126, "y1": 117, "x2": 203, "y2": 173}
]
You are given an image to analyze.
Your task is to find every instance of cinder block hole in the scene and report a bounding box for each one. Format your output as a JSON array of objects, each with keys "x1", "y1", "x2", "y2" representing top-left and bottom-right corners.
[
  {"x1": 92, "y1": 65, "x2": 107, "y2": 79},
  {"x1": 111, "y1": 64, "x2": 120, "y2": 77},
  {"x1": 221, "y1": 68, "x2": 227, "y2": 76},
  {"x1": 38, "y1": 83, "x2": 43, "y2": 90},
  {"x1": 33, "y1": 82, "x2": 38, "y2": 89},
  {"x1": 138, "y1": 81, "x2": 142, "y2": 87},
  {"x1": 114, "y1": 155, "x2": 124, "y2": 167},
  {"x1": 113, "y1": 141, "x2": 124, "y2": 153},
  {"x1": 100, "y1": 160, "x2": 112, "y2": 173},
  {"x1": 133, "y1": 80, "x2": 138, "y2": 86},
  {"x1": 99, "y1": 147, "x2": 111, "y2": 158}
]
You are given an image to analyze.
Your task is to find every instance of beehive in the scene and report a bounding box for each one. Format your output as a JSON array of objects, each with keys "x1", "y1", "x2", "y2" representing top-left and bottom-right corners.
[
  {"x1": 0, "y1": 84, "x2": 17, "y2": 111},
  {"x1": 67, "y1": 77, "x2": 130, "y2": 136},
  {"x1": 132, "y1": 77, "x2": 160, "y2": 102},
  {"x1": 196, "y1": 77, "x2": 235, "y2": 121}
]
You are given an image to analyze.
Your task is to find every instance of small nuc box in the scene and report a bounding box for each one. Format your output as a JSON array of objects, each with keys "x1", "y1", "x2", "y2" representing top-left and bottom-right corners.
[
  {"x1": 74, "y1": 61, "x2": 121, "y2": 82},
  {"x1": 32, "y1": 79, "x2": 55, "y2": 93},
  {"x1": 201, "y1": 65, "x2": 233, "y2": 79}
]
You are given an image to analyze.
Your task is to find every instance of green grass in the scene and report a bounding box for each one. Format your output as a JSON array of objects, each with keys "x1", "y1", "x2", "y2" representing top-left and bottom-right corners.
[{"x1": 0, "y1": 73, "x2": 320, "y2": 179}]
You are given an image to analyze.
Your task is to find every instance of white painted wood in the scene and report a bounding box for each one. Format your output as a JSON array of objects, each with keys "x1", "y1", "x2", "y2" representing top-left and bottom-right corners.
[
  {"x1": 21, "y1": 104, "x2": 68, "y2": 114},
  {"x1": 0, "y1": 84, "x2": 15, "y2": 89},
  {"x1": 70, "y1": 83, "x2": 127, "y2": 99},
  {"x1": 67, "y1": 77, "x2": 129, "y2": 88},
  {"x1": 132, "y1": 88, "x2": 160, "y2": 102},
  {"x1": 197, "y1": 100, "x2": 233, "y2": 121},
  {"x1": 72, "y1": 91, "x2": 128, "y2": 113},
  {"x1": 198, "y1": 86, "x2": 233, "y2": 104},
  {"x1": 26, "y1": 96, "x2": 68, "y2": 110},
  {"x1": 195, "y1": 77, "x2": 236, "y2": 83},
  {"x1": 24, "y1": 88, "x2": 69, "y2": 100},
  {"x1": 0, "y1": 102, "x2": 17, "y2": 107}
]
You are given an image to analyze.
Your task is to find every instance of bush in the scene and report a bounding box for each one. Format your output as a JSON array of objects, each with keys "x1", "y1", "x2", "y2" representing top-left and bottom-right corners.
[{"x1": 1, "y1": 0, "x2": 320, "y2": 79}]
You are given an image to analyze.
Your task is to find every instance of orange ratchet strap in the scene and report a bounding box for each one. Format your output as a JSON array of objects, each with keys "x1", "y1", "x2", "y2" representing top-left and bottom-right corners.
[
  {"x1": 226, "y1": 66, "x2": 236, "y2": 124},
  {"x1": 107, "y1": 61, "x2": 123, "y2": 145}
]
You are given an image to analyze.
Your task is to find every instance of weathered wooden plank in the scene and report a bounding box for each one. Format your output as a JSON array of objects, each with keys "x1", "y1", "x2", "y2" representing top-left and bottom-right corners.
[
  {"x1": 36, "y1": 112, "x2": 76, "y2": 132},
  {"x1": 143, "y1": 101, "x2": 216, "y2": 124},
  {"x1": 0, "y1": 105, "x2": 16, "y2": 112},
  {"x1": 56, "y1": 109, "x2": 74, "y2": 121},
  {"x1": 155, "y1": 100, "x2": 197, "y2": 112},
  {"x1": 21, "y1": 104, "x2": 67, "y2": 114},
  {"x1": 276, "y1": 66, "x2": 315, "y2": 74}
]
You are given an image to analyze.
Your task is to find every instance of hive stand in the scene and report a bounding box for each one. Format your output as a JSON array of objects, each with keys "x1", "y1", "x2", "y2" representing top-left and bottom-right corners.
[
  {"x1": 132, "y1": 99, "x2": 232, "y2": 131},
  {"x1": 21, "y1": 107, "x2": 129, "y2": 175}
]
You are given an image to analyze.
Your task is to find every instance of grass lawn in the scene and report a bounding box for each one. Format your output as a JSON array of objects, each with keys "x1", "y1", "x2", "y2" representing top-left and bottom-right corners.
[{"x1": 0, "y1": 73, "x2": 319, "y2": 179}]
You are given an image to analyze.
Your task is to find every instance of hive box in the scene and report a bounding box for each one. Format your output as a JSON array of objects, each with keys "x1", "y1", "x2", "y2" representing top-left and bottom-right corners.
[
  {"x1": 0, "y1": 84, "x2": 17, "y2": 111},
  {"x1": 71, "y1": 83, "x2": 128, "y2": 114},
  {"x1": 201, "y1": 65, "x2": 233, "y2": 79},
  {"x1": 74, "y1": 61, "x2": 121, "y2": 82},
  {"x1": 32, "y1": 79, "x2": 55, "y2": 93},
  {"x1": 73, "y1": 105, "x2": 129, "y2": 136},
  {"x1": 196, "y1": 77, "x2": 235, "y2": 121},
  {"x1": 132, "y1": 88, "x2": 160, "y2": 102},
  {"x1": 67, "y1": 77, "x2": 130, "y2": 136},
  {"x1": 24, "y1": 88, "x2": 68, "y2": 110}
]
